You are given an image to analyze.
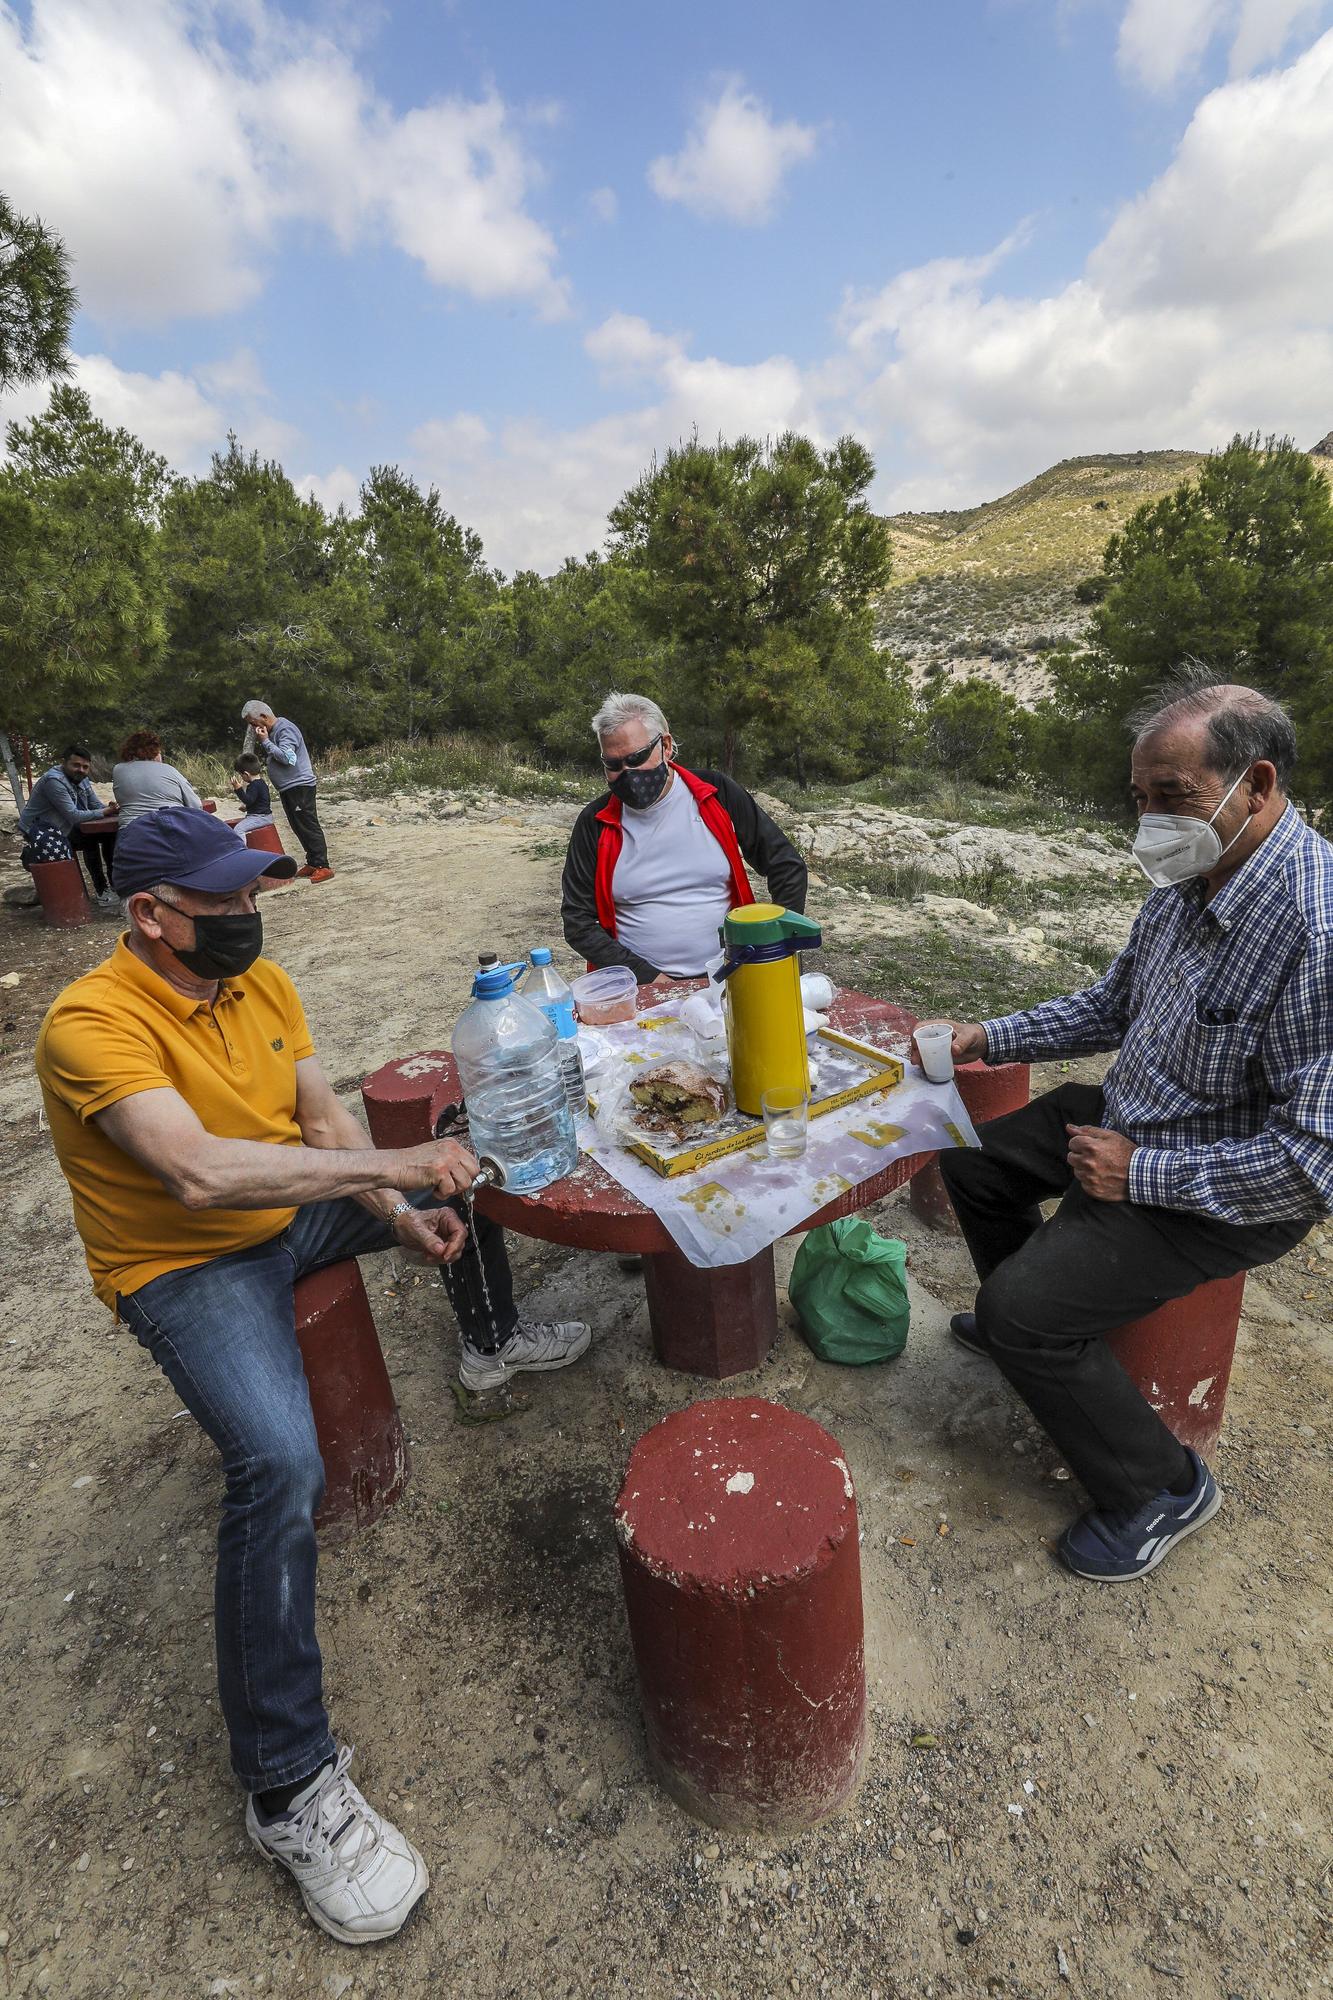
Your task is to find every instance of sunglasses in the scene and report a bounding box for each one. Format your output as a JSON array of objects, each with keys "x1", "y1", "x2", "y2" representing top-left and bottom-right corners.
[{"x1": 601, "y1": 734, "x2": 665, "y2": 775}]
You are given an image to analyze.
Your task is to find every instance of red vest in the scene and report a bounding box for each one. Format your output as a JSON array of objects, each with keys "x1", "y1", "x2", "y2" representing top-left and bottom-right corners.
[{"x1": 593, "y1": 766, "x2": 755, "y2": 941}]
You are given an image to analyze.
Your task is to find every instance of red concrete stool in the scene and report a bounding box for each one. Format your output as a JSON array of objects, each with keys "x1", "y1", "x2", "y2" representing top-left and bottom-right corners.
[
  {"x1": 1107, "y1": 1271, "x2": 1245, "y2": 1461},
  {"x1": 29, "y1": 858, "x2": 94, "y2": 928},
  {"x1": 294, "y1": 1259, "x2": 410, "y2": 1537},
  {"x1": 616, "y1": 1396, "x2": 868, "y2": 1832},
  {"x1": 362, "y1": 1052, "x2": 460, "y2": 1151},
  {"x1": 245, "y1": 822, "x2": 286, "y2": 855},
  {"x1": 909, "y1": 1057, "x2": 1031, "y2": 1232}
]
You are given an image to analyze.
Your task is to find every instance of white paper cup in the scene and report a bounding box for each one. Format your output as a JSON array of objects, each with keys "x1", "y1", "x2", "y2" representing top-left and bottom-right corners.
[{"x1": 915, "y1": 1021, "x2": 954, "y2": 1083}]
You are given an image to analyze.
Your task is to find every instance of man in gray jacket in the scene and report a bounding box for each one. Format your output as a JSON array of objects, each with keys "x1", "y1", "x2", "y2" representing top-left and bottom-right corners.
[
  {"x1": 19, "y1": 743, "x2": 119, "y2": 907},
  {"x1": 241, "y1": 701, "x2": 334, "y2": 882}
]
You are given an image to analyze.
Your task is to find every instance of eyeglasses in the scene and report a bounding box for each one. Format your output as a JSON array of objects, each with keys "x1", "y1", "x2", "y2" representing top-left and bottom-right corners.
[{"x1": 601, "y1": 734, "x2": 664, "y2": 775}]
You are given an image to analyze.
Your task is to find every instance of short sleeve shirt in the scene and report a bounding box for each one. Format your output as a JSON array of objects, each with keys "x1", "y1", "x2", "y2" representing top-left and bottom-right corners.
[{"x1": 36, "y1": 938, "x2": 315, "y2": 1307}]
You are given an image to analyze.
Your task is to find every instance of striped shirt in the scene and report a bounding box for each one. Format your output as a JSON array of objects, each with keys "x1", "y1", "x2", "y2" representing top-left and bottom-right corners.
[{"x1": 983, "y1": 805, "x2": 1333, "y2": 1226}]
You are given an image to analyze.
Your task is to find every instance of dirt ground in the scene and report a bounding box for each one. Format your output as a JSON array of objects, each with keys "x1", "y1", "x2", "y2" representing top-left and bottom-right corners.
[{"x1": 1, "y1": 788, "x2": 1331, "y2": 2000}]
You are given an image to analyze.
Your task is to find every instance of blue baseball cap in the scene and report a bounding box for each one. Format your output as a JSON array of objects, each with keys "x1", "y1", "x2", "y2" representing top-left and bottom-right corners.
[{"x1": 112, "y1": 806, "x2": 298, "y2": 897}]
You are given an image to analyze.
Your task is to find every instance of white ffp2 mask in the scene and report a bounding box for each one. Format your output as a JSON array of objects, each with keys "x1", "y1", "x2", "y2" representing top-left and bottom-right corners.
[{"x1": 1131, "y1": 770, "x2": 1248, "y2": 888}]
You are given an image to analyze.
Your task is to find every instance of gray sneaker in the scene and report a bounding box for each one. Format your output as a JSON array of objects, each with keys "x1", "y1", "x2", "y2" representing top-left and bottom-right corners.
[
  {"x1": 246, "y1": 1746, "x2": 427, "y2": 1945},
  {"x1": 459, "y1": 1318, "x2": 591, "y2": 1393},
  {"x1": 95, "y1": 889, "x2": 120, "y2": 912}
]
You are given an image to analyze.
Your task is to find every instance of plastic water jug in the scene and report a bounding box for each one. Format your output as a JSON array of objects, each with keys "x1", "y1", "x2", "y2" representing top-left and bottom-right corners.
[
  {"x1": 717, "y1": 904, "x2": 823, "y2": 1116},
  {"x1": 453, "y1": 955, "x2": 578, "y2": 1193},
  {"x1": 520, "y1": 948, "x2": 588, "y2": 1117}
]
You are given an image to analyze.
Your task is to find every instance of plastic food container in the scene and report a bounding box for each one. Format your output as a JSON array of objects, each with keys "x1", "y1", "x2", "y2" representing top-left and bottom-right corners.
[{"x1": 572, "y1": 965, "x2": 638, "y2": 1026}]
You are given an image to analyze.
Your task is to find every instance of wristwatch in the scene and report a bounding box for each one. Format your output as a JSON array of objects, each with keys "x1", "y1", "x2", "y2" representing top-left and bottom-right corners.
[{"x1": 386, "y1": 1199, "x2": 413, "y2": 1223}]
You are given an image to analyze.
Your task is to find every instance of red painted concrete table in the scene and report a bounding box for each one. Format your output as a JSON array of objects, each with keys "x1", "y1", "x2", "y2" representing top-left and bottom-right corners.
[{"x1": 364, "y1": 988, "x2": 925, "y2": 1380}]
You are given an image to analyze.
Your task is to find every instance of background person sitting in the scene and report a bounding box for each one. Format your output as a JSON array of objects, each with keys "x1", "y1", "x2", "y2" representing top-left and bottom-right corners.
[
  {"x1": 241, "y1": 699, "x2": 334, "y2": 882},
  {"x1": 228, "y1": 752, "x2": 274, "y2": 837},
  {"x1": 18, "y1": 742, "x2": 119, "y2": 909},
  {"x1": 561, "y1": 691, "x2": 808, "y2": 984},
  {"x1": 112, "y1": 728, "x2": 203, "y2": 823}
]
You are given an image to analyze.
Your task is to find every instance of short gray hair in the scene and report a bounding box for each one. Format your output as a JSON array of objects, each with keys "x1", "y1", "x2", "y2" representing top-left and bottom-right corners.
[
  {"x1": 591, "y1": 691, "x2": 669, "y2": 744},
  {"x1": 1128, "y1": 667, "x2": 1297, "y2": 789},
  {"x1": 123, "y1": 880, "x2": 182, "y2": 921},
  {"x1": 241, "y1": 700, "x2": 274, "y2": 724}
]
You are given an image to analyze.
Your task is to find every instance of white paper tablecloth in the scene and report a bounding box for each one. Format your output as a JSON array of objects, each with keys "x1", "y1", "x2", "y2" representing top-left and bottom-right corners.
[{"x1": 579, "y1": 1000, "x2": 978, "y2": 1269}]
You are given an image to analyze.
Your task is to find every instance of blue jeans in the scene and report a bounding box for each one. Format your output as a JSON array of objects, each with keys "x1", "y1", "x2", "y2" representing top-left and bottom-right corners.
[{"x1": 117, "y1": 1193, "x2": 518, "y2": 1791}]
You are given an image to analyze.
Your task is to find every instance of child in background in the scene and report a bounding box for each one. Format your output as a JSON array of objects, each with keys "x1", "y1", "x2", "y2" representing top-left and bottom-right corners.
[{"x1": 229, "y1": 753, "x2": 275, "y2": 837}]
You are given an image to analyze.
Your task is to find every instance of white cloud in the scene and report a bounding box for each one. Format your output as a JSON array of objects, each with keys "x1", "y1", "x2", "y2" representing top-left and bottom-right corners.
[
  {"x1": 648, "y1": 77, "x2": 818, "y2": 224},
  {"x1": 405, "y1": 327, "x2": 822, "y2": 572},
  {"x1": 0, "y1": 0, "x2": 566, "y2": 326},
  {"x1": 1117, "y1": 0, "x2": 1332, "y2": 91},
  {"x1": 295, "y1": 465, "x2": 363, "y2": 517},
  {"x1": 589, "y1": 186, "x2": 619, "y2": 223},
  {"x1": 387, "y1": 29, "x2": 1333, "y2": 570},
  {"x1": 1, "y1": 346, "x2": 300, "y2": 473},
  {"x1": 584, "y1": 313, "x2": 686, "y2": 376},
  {"x1": 845, "y1": 29, "x2": 1333, "y2": 509}
]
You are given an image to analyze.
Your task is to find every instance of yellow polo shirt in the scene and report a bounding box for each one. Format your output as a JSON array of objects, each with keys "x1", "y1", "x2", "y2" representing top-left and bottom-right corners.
[{"x1": 36, "y1": 937, "x2": 315, "y2": 1308}]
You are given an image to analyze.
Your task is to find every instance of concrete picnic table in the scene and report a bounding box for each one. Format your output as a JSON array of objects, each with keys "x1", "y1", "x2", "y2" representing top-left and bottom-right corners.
[{"x1": 362, "y1": 986, "x2": 924, "y2": 1380}]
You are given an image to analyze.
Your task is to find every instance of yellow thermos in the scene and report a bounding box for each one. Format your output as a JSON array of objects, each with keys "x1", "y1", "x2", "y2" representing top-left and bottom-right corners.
[{"x1": 718, "y1": 903, "x2": 824, "y2": 1117}]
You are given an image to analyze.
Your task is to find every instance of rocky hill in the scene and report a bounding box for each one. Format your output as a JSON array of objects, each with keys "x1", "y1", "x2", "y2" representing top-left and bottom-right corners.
[{"x1": 875, "y1": 449, "x2": 1208, "y2": 701}]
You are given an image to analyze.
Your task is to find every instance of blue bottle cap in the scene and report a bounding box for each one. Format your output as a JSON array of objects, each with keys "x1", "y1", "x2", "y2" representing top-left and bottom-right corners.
[{"x1": 530, "y1": 946, "x2": 552, "y2": 964}]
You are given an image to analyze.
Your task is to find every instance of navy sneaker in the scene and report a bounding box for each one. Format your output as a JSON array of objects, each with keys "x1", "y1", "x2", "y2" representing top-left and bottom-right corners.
[
  {"x1": 1058, "y1": 1449, "x2": 1221, "y2": 1582},
  {"x1": 949, "y1": 1311, "x2": 990, "y2": 1357}
]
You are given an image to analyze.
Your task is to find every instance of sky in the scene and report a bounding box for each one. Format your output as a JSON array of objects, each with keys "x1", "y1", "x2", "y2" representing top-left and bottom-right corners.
[{"x1": 2, "y1": 0, "x2": 1332, "y2": 573}]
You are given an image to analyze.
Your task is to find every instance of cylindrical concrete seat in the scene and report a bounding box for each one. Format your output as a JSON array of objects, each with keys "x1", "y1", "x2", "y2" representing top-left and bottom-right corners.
[
  {"x1": 293, "y1": 1259, "x2": 410, "y2": 1537},
  {"x1": 909, "y1": 1057, "x2": 1031, "y2": 1232},
  {"x1": 1108, "y1": 1271, "x2": 1245, "y2": 1460},
  {"x1": 616, "y1": 1396, "x2": 868, "y2": 1832},
  {"x1": 245, "y1": 822, "x2": 286, "y2": 855},
  {"x1": 361, "y1": 1051, "x2": 460, "y2": 1151},
  {"x1": 29, "y1": 858, "x2": 94, "y2": 929}
]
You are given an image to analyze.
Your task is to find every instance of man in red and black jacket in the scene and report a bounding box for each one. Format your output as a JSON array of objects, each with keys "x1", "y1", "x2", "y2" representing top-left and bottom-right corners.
[{"x1": 561, "y1": 692, "x2": 808, "y2": 984}]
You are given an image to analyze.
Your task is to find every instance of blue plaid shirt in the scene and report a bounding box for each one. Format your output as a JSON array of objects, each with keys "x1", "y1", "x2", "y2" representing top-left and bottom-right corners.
[{"x1": 983, "y1": 805, "x2": 1333, "y2": 1226}]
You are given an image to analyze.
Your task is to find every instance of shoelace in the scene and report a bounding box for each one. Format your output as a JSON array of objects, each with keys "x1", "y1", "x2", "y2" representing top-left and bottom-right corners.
[{"x1": 290, "y1": 1746, "x2": 379, "y2": 1875}]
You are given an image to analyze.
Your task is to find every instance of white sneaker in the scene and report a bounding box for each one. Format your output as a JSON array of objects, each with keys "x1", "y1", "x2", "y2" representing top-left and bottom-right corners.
[
  {"x1": 458, "y1": 1318, "x2": 591, "y2": 1393},
  {"x1": 246, "y1": 1746, "x2": 428, "y2": 1944}
]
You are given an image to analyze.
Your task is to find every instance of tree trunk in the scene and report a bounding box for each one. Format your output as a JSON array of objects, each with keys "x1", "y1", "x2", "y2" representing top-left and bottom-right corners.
[
  {"x1": 1, "y1": 733, "x2": 25, "y2": 813},
  {"x1": 794, "y1": 740, "x2": 807, "y2": 790},
  {"x1": 722, "y1": 728, "x2": 737, "y2": 775}
]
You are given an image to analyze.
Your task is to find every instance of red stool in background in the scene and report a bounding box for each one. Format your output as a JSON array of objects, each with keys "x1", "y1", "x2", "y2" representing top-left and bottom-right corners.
[
  {"x1": 361, "y1": 1052, "x2": 459, "y2": 1150},
  {"x1": 245, "y1": 822, "x2": 286, "y2": 856},
  {"x1": 616, "y1": 1397, "x2": 868, "y2": 1832},
  {"x1": 29, "y1": 859, "x2": 94, "y2": 929},
  {"x1": 909, "y1": 1057, "x2": 1032, "y2": 1231},
  {"x1": 293, "y1": 1259, "x2": 410, "y2": 1537},
  {"x1": 1107, "y1": 1271, "x2": 1245, "y2": 1461}
]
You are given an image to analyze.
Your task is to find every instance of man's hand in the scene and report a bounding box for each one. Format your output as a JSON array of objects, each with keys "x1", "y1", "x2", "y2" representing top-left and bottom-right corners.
[
  {"x1": 252, "y1": 720, "x2": 270, "y2": 744},
  {"x1": 1066, "y1": 1124, "x2": 1135, "y2": 1202},
  {"x1": 398, "y1": 1137, "x2": 479, "y2": 1198},
  {"x1": 909, "y1": 1020, "x2": 988, "y2": 1068},
  {"x1": 391, "y1": 1203, "x2": 467, "y2": 1264}
]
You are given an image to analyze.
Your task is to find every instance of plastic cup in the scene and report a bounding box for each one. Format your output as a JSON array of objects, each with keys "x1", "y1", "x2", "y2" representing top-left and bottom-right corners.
[
  {"x1": 762, "y1": 1085, "x2": 810, "y2": 1160},
  {"x1": 915, "y1": 1021, "x2": 954, "y2": 1083}
]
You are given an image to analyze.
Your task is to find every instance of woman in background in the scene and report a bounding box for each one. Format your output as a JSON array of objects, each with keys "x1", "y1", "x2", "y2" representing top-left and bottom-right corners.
[{"x1": 111, "y1": 730, "x2": 203, "y2": 823}]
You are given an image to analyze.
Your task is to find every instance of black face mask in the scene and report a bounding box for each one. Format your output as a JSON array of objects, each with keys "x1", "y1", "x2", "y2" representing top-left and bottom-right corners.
[
  {"x1": 167, "y1": 909, "x2": 264, "y2": 980},
  {"x1": 611, "y1": 761, "x2": 671, "y2": 810}
]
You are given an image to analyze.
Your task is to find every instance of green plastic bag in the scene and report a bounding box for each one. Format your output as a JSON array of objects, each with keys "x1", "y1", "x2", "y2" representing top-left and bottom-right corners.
[{"x1": 789, "y1": 1216, "x2": 910, "y2": 1365}]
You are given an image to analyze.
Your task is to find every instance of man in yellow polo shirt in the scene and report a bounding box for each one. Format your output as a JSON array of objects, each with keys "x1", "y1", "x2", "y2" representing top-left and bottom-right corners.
[{"x1": 36, "y1": 807, "x2": 589, "y2": 1946}]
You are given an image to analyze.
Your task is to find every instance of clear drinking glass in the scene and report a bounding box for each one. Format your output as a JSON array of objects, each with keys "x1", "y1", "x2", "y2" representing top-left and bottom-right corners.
[{"x1": 762, "y1": 1084, "x2": 810, "y2": 1160}]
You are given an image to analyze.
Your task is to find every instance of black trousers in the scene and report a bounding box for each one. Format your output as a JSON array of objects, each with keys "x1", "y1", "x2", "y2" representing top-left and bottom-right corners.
[
  {"x1": 939, "y1": 1083, "x2": 1309, "y2": 1511},
  {"x1": 278, "y1": 785, "x2": 329, "y2": 869},
  {"x1": 71, "y1": 826, "x2": 117, "y2": 894}
]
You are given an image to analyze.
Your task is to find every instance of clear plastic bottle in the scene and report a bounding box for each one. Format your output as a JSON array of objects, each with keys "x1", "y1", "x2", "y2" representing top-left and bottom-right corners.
[
  {"x1": 521, "y1": 947, "x2": 588, "y2": 1118},
  {"x1": 452, "y1": 955, "x2": 578, "y2": 1193}
]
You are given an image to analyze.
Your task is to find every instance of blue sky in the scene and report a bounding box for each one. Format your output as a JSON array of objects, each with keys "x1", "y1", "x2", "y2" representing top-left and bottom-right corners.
[{"x1": 2, "y1": 0, "x2": 1332, "y2": 569}]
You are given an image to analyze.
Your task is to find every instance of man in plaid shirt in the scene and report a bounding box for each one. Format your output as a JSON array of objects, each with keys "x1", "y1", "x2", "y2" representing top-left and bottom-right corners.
[{"x1": 932, "y1": 679, "x2": 1332, "y2": 1582}]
